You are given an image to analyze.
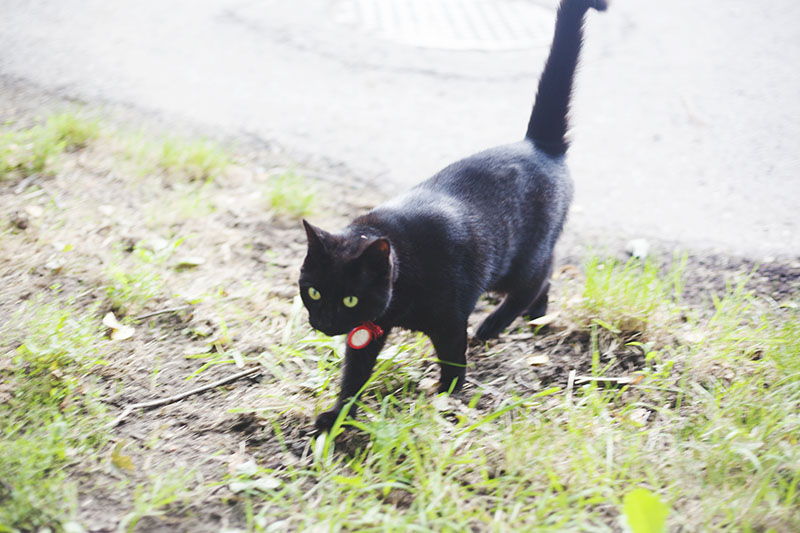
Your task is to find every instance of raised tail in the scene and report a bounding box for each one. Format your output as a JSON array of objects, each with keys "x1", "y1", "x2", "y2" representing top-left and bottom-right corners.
[{"x1": 525, "y1": 0, "x2": 607, "y2": 156}]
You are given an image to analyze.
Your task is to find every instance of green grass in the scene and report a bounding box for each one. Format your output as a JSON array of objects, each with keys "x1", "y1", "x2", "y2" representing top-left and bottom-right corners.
[
  {"x1": 44, "y1": 112, "x2": 101, "y2": 149},
  {"x1": 0, "y1": 113, "x2": 234, "y2": 184},
  {"x1": 0, "y1": 112, "x2": 100, "y2": 179},
  {"x1": 104, "y1": 239, "x2": 182, "y2": 315},
  {"x1": 242, "y1": 258, "x2": 799, "y2": 532},
  {"x1": 264, "y1": 170, "x2": 316, "y2": 218},
  {"x1": 118, "y1": 468, "x2": 200, "y2": 533},
  {"x1": 144, "y1": 180, "x2": 217, "y2": 228},
  {"x1": 0, "y1": 297, "x2": 109, "y2": 531},
  {"x1": 572, "y1": 255, "x2": 686, "y2": 339},
  {"x1": 124, "y1": 134, "x2": 232, "y2": 181},
  {"x1": 2, "y1": 110, "x2": 797, "y2": 530}
]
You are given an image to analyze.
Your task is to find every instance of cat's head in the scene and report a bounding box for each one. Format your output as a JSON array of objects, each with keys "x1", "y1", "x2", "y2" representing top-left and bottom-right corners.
[{"x1": 298, "y1": 220, "x2": 393, "y2": 337}]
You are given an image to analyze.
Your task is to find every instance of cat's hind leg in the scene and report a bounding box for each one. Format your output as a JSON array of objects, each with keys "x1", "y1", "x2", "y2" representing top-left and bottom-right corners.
[
  {"x1": 522, "y1": 279, "x2": 550, "y2": 320},
  {"x1": 475, "y1": 286, "x2": 540, "y2": 341},
  {"x1": 476, "y1": 259, "x2": 552, "y2": 340}
]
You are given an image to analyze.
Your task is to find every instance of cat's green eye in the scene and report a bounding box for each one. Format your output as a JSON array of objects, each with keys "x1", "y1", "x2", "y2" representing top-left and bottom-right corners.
[
  {"x1": 308, "y1": 287, "x2": 321, "y2": 300},
  {"x1": 343, "y1": 295, "x2": 358, "y2": 308}
]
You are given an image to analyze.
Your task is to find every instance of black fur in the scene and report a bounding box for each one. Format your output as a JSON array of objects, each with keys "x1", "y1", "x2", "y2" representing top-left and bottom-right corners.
[{"x1": 299, "y1": 0, "x2": 607, "y2": 432}]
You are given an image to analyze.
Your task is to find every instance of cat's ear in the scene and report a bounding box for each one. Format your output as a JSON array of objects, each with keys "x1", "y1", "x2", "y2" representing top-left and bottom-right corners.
[
  {"x1": 302, "y1": 219, "x2": 330, "y2": 254},
  {"x1": 359, "y1": 238, "x2": 392, "y2": 274}
]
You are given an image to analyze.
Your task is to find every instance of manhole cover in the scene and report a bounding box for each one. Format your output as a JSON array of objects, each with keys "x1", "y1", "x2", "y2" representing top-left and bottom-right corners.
[{"x1": 333, "y1": 0, "x2": 556, "y2": 51}]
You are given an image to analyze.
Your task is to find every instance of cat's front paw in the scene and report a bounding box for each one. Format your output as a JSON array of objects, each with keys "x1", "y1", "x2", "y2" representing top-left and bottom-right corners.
[
  {"x1": 315, "y1": 409, "x2": 341, "y2": 432},
  {"x1": 437, "y1": 372, "x2": 465, "y2": 394}
]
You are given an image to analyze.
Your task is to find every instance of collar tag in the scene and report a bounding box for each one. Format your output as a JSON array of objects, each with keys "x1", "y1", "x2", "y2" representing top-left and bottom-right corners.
[{"x1": 347, "y1": 322, "x2": 384, "y2": 350}]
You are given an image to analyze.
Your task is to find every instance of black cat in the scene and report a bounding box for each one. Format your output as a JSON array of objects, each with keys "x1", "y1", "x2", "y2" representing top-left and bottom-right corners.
[{"x1": 299, "y1": 0, "x2": 608, "y2": 431}]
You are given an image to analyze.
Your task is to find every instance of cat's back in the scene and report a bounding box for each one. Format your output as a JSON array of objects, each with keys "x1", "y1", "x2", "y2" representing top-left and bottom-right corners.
[
  {"x1": 363, "y1": 139, "x2": 571, "y2": 255},
  {"x1": 367, "y1": 140, "x2": 571, "y2": 237},
  {"x1": 422, "y1": 140, "x2": 569, "y2": 204},
  {"x1": 416, "y1": 140, "x2": 572, "y2": 228}
]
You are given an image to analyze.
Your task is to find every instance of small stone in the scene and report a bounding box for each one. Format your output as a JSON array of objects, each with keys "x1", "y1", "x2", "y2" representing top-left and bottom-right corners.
[
  {"x1": 44, "y1": 256, "x2": 66, "y2": 272},
  {"x1": 628, "y1": 407, "x2": 650, "y2": 425},
  {"x1": 625, "y1": 238, "x2": 650, "y2": 259},
  {"x1": 141, "y1": 237, "x2": 169, "y2": 252},
  {"x1": 9, "y1": 210, "x2": 29, "y2": 229},
  {"x1": 25, "y1": 205, "x2": 44, "y2": 218}
]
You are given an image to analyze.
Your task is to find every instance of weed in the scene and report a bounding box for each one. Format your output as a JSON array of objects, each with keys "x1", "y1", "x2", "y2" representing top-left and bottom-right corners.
[
  {"x1": 0, "y1": 112, "x2": 100, "y2": 179},
  {"x1": 573, "y1": 254, "x2": 686, "y2": 338},
  {"x1": 264, "y1": 170, "x2": 316, "y2": 218},
  {"x1": 144, "y1": 180, "x2": 216, "y2": 228},
  {"x1": 2, "y1": 109, "x2": 797, "y2": 531},
  {"x1": 242, "y1": 255, "x2": 799, "y2": 532},
  {"x1": 118, "y1": 468, "x2": 199, "y2": 533},
  {"x1": 124, "y1": 134, "x2": 231, "y2": 181},
  {"x1": 105, "y1": 239, "x2": 182, "y2": 314},
  {"x1": 0, "y1": 298, "x2": 108, "y2": 531},
  {"x1": 157, "y1": 137, "x2": 231, "y2": 181},
  {"x1": 44, "y1": 112, "x2": 101, "y2": 149}
]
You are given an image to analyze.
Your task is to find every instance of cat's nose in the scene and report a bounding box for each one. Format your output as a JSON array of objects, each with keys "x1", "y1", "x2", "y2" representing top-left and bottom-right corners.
[{"x1": 310, "y1": 317, "x2": 335, "y2": 336}]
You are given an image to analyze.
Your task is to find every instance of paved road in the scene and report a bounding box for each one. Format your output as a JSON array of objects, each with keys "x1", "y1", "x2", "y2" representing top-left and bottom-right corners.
[{"x1": 1, "y1": 0, "x2": 799, "y2": 258}]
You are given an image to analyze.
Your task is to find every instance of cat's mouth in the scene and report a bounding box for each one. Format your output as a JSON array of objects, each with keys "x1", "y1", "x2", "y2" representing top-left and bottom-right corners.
[{"x1": 308, "y1": 319, "x2": 354, "y2": 338}]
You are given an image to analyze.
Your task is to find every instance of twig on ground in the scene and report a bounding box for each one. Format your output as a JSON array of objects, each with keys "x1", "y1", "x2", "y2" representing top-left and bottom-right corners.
[
  {"x1": 566, "y1": 369, "x2": 576, "y2": 406},
  {"x1": 133, "y1": 305, "x2": 192, "y2": 322},
  {"x1": 105, "y1": 366, "x2": 261, "y2": 429},
  {"x1": 14, "y1": 174, "x2": 41, "y2": 194},
  {"x1": 574, "y1": 375, "x2": 641, "y2": 384}
]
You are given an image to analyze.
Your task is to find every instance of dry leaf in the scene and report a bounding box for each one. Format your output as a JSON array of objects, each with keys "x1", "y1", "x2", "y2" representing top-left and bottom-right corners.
[
  {"x1": 102, "y1": 312, "x2": 122, "y2": 329},
  {"x1": 419, "y1": 377, "x2": 439, "y2": 394},
  {"x1": 227, "y1": 451, "x2": 251, "y2": 476},
  {"x1": 432, "y1": 394, "x2": 460, "y2": 412},
  {"x1": 44, "y1": 256, "x2": 66, "y2": 272},
  {"x1": 110, "y1": 326, "x2": 135, "y2": 341},
  {"x1": 528, "y1": 312, "x2": 558, "y2": 327},
  {"x1": 554, "y1": 264, "x2": 582, "y2": 280},
  {"x1": 103, "y1": 312, "x2": 135, "y2": 341},
  {"x1": 628, "y1": 407, "x2": 651, "y2": 426},
  {"x1": 526, "y1": 354, "x2": 550, "y2": 366},
  {"x1": 252, "y1": 476, "x2": 281, "y2": 491},
  {"x1": 229, "y1": 476, "x2": 281, "y2": 493},
  {"x1": 111, "y1": 441, "x2": 135, "y2": 472},
  {"x1": 175, "y1": 256, "x2": 205, "y2": 269},
  {"x1": 235, "y1": 459, "x2": 259, "y2": 476}
]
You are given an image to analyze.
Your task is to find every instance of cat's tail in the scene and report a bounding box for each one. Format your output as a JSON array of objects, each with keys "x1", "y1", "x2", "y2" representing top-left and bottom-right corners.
[{"x1": 525, "y1": 0, "x2": 607, "y2": 156}]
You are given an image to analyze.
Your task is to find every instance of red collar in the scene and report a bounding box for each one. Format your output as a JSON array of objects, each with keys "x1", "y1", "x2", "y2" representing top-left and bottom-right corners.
[{"x1": 347, "y1": 321, "x2": 384, "y2": 349}]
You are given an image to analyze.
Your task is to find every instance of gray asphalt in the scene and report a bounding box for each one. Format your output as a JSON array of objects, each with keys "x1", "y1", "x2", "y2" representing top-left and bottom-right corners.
[{"x1": 1, "y1": 0, "x2": 798, "y2": 258}]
